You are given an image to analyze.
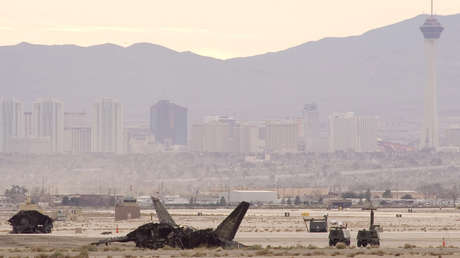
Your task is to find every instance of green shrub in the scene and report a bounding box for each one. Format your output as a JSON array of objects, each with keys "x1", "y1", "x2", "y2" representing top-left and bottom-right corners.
[
  {"x1": 245, "y1": 245, "x2": 263, "y2": 250},
  {"x1": 336, "y1": 243, "x2": 347, "y2": 249},
  {"x1": 370, "y1": 249, "x2": 385, "y2": 256},
  {"x1": 312, "y1": 250, "x2": 325, "y2": 255},
  {"x1": 49, "y1": 251, "x2": 65, "y2": 258},
  {"x1": 35, "y1": 254, "x2": 49, "y2": 258},
  {"x1": 255, "y1": 249, "x2": 273, "y2": 256},
  {"x1": 306, "y1": 244, "x2": 317, "y2": 249},
  {"x1": 78, "y1": 249, "x2": 89, "y2": 258},
  {"x1": 31, "y1": 247, "x2": 46, "y2": 252},
  {"x1": 191, "y1": 252, "x2": 207, "y2": 257},
  {"x1": 403, "y1": 243, "x2": 416, "y2": 249}
]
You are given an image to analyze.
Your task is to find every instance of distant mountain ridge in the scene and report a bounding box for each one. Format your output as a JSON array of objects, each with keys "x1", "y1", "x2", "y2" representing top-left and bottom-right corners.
[{"x1": 1, "y1": 14, "x2": 460, "y2": 123}]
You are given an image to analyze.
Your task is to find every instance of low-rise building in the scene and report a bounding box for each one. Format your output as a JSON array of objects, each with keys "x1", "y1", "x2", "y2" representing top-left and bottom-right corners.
[
  {"x1": 229, "y1": 190, "x2": 277, "y2": 204},
  {"x1": 115, "y1": 197, "x2": 141, "y2": 221}
]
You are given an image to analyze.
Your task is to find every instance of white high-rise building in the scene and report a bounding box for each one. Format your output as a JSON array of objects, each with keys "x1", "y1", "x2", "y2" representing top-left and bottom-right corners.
[
  {"x1": 420, "y1": 2, "x2": 443, "y2": 150},
  {"x1": 64, "y1": 128, "x2": 92, "y2": 153},
  {"x1": 64, "y1": 112, "x2": 91, "y2": 153},
  {"x1": 202, "y1": 117, "x2": 240, "y2": 153},
  {"x1": 191, "y1": 124, "x2": 205, "y2": 152},
  {"x1": 265, "y1": 120, "x2": 298, "y2": 153},
  {"x1": 446, "y1": 127, "x2": 460, "y2": 147},
  {"x1": 329, "y1": 112, "x2": 379, "y2": 152},
  {"x1": 303, "y1": 103, "x2": 320, "y2": 153},
  {"x1": 64, "y1": 112, "x2": 90, "y2": 128},
  {"x1": 92, "y1": 98, "x2": 124, "y2": 153},
  {"x1": 356, "y1": 116, "x2": 379, "y2": 152},
  {"x1": 32, "y1": 98, "x2": 64, "y2": 152},
  {"x1": 0, "y1": 97, "x2": 24, "y2": 152},
  {"x1": 8, "y1": 137, "x2": 51, "y2": 154},
  {"x1": 24, "y1": 112, "x2": 33, "y2": 137},
  {"x1": 192, "y1": 118, "x2": 264, "y2": 154},
  {"x1": 239, "y1": 122, "x2": 264, "y2": 154},
  {"x1": 329, "y1": 112, "x2": 357, "y2": 152}
]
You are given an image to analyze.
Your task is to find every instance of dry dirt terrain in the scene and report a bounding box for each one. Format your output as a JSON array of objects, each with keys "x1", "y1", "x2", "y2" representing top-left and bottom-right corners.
[{"x1": 1, "y1": 207, "x2": 460, "y2": 257}]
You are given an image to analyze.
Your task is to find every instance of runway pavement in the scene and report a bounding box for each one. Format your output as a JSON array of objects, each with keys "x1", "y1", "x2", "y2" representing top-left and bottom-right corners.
[
  {"x1": 236, "y1": 231, "x2": 460, "y2": 248},
  {"x1": 1, "y1": 231, "x2": 459, "y2": 249}
]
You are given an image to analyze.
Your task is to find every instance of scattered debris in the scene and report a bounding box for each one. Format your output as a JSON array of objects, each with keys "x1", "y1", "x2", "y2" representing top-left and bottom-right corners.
[
  {"x1": 92, "y1": 198, "x2": 250, "y2": 249},
  {"x1": 8, "y1": 210, "x2": 53, "y2": 233}
]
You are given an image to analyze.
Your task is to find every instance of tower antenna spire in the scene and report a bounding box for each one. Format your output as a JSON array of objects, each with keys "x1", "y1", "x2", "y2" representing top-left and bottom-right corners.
[{"x1": 431, "y1": 0, "x2": 434, "y2": 16}]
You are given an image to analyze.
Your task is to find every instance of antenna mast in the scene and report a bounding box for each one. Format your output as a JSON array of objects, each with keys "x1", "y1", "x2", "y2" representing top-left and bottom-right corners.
[{"x1": 431, "y1": 0, "x2": 434, "y2": 16}]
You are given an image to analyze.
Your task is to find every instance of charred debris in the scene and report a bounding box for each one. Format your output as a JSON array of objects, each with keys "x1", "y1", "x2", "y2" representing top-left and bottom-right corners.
[
  {"x1": 92, "y1": 197, "x2": 250, "y2": 249},
  {"x1": 8, "y1": 210, "x2": 54, "y2": 234}
]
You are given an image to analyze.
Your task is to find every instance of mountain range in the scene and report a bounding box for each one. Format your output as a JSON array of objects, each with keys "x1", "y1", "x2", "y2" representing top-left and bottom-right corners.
[{"x1": 1, "y1": 14, "x2": 460, "y2": 123}]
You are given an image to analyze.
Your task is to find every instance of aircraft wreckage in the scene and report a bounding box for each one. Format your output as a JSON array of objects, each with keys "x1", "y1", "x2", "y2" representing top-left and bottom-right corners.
[
  {"x1": 92, "y1": 197, "x2": 249, "y2": 249},
  {"x1": 8, "y1": 210, "x2": 54, "y2": 234}
]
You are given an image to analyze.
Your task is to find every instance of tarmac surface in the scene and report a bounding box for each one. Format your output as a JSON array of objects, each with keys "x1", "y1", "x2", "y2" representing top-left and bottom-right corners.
[
  {"x1": 1, "y1": 231, "x2": 460, "y2": 248},
  {"x1": 1, "y1": 207, "x2": 460, "y2": 257}
]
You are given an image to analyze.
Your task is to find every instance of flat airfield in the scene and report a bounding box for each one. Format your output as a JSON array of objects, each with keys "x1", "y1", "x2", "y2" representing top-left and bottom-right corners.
[{"x1": 1, "y1": 207, "x2": 460, "y2": 257}]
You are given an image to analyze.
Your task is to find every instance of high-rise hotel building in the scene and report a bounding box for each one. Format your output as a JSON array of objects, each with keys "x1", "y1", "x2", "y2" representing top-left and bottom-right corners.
[
  {"x1": 150, "y1": 100, "x2": 187, "y2": 146},
  {"x1": 303, "y1": 103, "x2": 320, "y2": 153},
  {"x1": 32, "y1": 98, "x2": 64, "y2": 152},
  {"x1": 92, "y1": 98, "x2": 124, "y2": 153},
  {"x1": 0, "y1": 97, "x2": 24, "y2": 152},
  {"x1": 329, "y1": 112, "x2": 378, "y2": 152}
]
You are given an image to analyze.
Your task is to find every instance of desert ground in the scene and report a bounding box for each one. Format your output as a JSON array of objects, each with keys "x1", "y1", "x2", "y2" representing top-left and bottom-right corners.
[{"x1": 1, "y1": 207, "x2": 460, "y2": 257}]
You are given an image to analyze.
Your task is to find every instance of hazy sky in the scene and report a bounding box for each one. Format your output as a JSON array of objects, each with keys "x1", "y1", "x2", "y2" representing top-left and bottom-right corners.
[{"x1": 1, "y1": 0, "x2": 459, "y2": 59}]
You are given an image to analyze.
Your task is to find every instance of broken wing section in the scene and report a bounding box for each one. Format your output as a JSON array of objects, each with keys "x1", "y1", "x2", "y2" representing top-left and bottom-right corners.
[
  {"x1": 214, "y1": 201, "x2": 249, "y2": 241},
  {"x1": 151, "y1": 197, "x2": 178, "y2": 227}
]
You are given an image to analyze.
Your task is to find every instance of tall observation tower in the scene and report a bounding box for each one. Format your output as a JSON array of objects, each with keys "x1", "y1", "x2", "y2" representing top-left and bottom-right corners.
[{"x1": 420, "y1": 0, "x2": 443, "y2": 150}]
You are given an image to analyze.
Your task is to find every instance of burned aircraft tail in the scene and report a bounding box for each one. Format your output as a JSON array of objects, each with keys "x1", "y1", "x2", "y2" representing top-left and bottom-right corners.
[
  {"x1": 214, "y1": 201, "x2": 249, "y2": 242},
  {"x1": 151, "y1": 196, "x2": 178, "y2": 227}
]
